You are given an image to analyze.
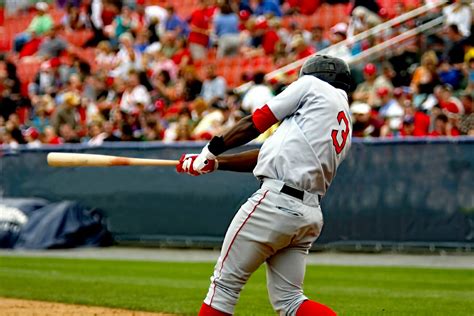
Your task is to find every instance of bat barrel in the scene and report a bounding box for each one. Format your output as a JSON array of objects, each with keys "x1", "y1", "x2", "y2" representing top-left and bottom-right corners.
[{"x1": 47, "y1": 153, "x2": 179, "y2": 167}]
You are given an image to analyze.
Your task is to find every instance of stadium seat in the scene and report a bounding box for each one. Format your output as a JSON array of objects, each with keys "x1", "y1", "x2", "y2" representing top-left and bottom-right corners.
[
  {"x1": 1, "y1": 8, "x2": 64, "y2": 53},
  {"x1": 16, "y1": 59, "x2": 41, "y2": 85},
  {"x1": 59, "y1": 29, "x2": 94, "y2": 48},
  {"x1": 282, "y1": 3, "x2": 350, "y2": 30}
]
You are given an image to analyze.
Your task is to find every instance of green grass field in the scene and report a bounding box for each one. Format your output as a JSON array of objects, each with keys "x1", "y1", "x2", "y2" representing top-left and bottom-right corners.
[{"x1": 0, "y1": 256, "x2": 473, "y2": 315}]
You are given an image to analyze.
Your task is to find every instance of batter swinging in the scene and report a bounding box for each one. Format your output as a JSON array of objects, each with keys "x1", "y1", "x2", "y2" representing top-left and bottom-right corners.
[{"x1": 177, "y1": 55, "x2": 353, "y2": 316}]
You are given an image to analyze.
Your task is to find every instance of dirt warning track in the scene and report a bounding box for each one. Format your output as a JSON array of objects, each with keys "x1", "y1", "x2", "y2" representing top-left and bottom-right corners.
[{"x1": 0, "y1": 297, "x2": 175, "y2": 316}]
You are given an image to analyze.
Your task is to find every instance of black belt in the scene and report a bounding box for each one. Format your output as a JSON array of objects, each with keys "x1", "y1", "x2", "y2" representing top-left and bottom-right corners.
[
  {"x1": 280, "y1": 184, "x2": 322, "y2": 203},
  {"x1": 260, "y1": 180, "x2": 322, "y2": 203},
  {"x1": 280, "y1": 184, "x2": 304, "y2": 200}
]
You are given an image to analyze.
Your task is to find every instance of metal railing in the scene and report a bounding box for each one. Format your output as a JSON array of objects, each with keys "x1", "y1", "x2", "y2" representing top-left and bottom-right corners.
[
  {"x1": 347, "y1": 15, "x2": 445, "y2": 64},
  {"x1": 235, "y1": 0, "x2": 448, "y2": 93}
]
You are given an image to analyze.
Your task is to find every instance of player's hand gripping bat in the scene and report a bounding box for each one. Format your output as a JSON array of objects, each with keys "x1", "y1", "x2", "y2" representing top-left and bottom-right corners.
[{"x1": 47, "y1": 152, "x2": 179, "y2": 167}]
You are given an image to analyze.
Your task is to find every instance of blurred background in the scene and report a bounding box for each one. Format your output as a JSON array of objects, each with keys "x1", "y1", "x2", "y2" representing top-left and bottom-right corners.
[{"x1": 0, "y1": 0, "x2": 473, "y2": 252}]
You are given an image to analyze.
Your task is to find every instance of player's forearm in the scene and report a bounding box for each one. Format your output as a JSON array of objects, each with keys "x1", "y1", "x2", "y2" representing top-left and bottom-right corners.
[
  {"x1": 217, "y1": 149, "x2": 259, "y2": 172},
  {"x1": 208, "y1": 115, "x2": 261, "y2": 156}
]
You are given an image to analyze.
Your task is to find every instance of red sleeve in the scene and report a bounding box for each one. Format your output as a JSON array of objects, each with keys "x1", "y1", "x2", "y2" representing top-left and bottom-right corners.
[{"x1": 252, "y1": 104, "x2": 278, "y2": 133}]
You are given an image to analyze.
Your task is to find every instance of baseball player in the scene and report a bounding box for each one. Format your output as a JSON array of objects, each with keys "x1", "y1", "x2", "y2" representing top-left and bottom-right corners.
[{"x1": 177, "y1": 55, "x2": 352, "y2": 316}]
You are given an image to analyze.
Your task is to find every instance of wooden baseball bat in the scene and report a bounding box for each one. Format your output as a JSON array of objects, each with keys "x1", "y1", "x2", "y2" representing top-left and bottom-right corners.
[{"x1": 47, "y1": 152, "x2": 179, "y2": 167}]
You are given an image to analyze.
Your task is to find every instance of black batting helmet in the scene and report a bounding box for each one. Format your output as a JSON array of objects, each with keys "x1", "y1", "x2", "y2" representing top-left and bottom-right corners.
[{"x1": 299, "y1": 55, "x2": 351, "y2": 93}]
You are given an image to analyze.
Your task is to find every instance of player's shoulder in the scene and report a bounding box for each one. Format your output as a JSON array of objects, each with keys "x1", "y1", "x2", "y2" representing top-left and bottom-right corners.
[
  {"x1": 299, "y1": 75, "x2": 348, "y2": 98},
  {"x1": 296, "y1": 75, "x2": 319, "y2": 86},
  {"x1": 297, "y1": 75, "x2": 337, "y2": 91},
  {"x1": 288, "y1": 75, "x2": 323, "y2": 94}
]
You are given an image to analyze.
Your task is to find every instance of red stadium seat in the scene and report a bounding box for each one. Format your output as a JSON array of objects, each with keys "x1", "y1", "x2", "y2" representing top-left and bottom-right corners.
[
  {"x1": 72, "y1": 47, "x2": 97, "y2": 69},
  {"x1": 59, "y1": 30, "x2": 94, "y2": 48},
  {"x1": 1, "y1": 8, "x2": 64, "y2": 53},
  {"x1": 282, "y1": 3, "x2": 350, "y2": 31},
  {"x1": 16, "y1": 59, "x2": 41, "y2": 85}
]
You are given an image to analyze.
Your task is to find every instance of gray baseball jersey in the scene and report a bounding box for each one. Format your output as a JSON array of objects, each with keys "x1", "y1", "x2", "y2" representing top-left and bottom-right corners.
[
  {"x1": 254, "y1": 75, "x2": 352, "y2": 196},
  {"x1": 203, "y1": 76, "x2": 352, "y2": 316}
]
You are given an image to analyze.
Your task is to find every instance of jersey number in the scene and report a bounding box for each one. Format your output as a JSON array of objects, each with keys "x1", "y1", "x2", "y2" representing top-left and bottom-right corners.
[{"x1": 331, "y1": 111, "x2": 349, "y2": 154}]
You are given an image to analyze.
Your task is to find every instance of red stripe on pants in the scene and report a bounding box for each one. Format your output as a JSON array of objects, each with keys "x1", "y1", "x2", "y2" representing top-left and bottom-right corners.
[{"x1": 209, "y1": 190, "x2": 269, "y2": 305}]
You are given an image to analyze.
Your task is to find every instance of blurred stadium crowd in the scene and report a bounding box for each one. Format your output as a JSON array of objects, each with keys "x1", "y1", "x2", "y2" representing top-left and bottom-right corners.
[{"x1": 0, "y1": 0, "x2": 473, "y2": 147}]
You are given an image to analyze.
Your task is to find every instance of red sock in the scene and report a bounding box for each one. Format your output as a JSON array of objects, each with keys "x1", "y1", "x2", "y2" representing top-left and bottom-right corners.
[
  {"x1": 198, "y1": 303, "x2": 231, "y2": 316},
  {"x1": 296, "y1": 300, "x2": 337, "y2": 316}
]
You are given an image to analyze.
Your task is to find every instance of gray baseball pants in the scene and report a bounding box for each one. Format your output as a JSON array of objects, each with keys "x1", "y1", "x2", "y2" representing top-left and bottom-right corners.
[{"x1": 203, "y1": 179, "x2": 324, "y2": 315}]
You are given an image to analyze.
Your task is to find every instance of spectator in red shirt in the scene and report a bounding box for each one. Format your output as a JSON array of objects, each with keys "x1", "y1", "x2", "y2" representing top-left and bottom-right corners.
[
  {"x1": 291, "y1": 34, "x2": 315, "y2": 59},
  {"x1": 399, "y1": 116, "x2": 416, "y2": 137},
  {"x1": 399, "y1": 115, "x2": 427, "y2": 137},
  {"x1": 43, "y1": 126, "x2": 62, "y2": 144},
  {"x1": 19, "y1": 36, "x2": 43, "y2": 59},
  {"x1": 0, "y1": 5, "x2": 4, "y2": 27},
  {"x1": 438, "y1": 84, "x2": 463, "y2": 114},
  {"x1": 286, "y1": 0, "x2": 320, "y2": 15},
  {"x1": 350, "y1": 102, "x2": 384, "y2": 137},
  {"x1": 404, "y1": 103, "x2": 430, "y2": 136},
  {"x1": 261, "y1": 19, "x2": 280, "y2": 55},
  {"x1": 101, "y1": 1, "x2": 119, "y2": 28},
  {"x1": 171, "y1": 37, "x2": 192, "y2": 68},
  {"x1": 188, "y1": 0, "x2": 213, "y2": 61},
  {"x1": 429, "y1": 113, "x2": 460, "y2": 136}
]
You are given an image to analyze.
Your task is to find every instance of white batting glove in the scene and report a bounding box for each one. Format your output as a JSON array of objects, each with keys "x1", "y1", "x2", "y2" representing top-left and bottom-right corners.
[
  {"x1": 192, "y1": 145, "x2": 218, "y2": 174},
  {"x1": 176, "y1": 145, "x2": 218, "y2": 176},
  {"x1": 179, "y1": 154, "x2": 195, "y2": 174}
]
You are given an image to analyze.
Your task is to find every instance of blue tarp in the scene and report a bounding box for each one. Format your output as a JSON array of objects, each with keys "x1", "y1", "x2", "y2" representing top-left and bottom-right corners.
[{"x1": 0, "y1": 198, "x2": 112, "y2": 249}]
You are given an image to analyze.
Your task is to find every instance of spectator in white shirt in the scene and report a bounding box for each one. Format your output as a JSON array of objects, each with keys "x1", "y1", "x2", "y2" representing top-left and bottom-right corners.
[
  {"x1": 110, "y1": 32, "x2": 143, "y2": 78},
  {"x1": 145, "y1": 5, "x2": 168, "y2": 35},
  {"x1": 87, "y1": 121, "x2": 107, "y2": 146},
  {"x1": 95, "y1": 41, "x2": 117, "y2": 71},
  {"x1": 242, "y1": 72, "x2": 274, "y2": 114},
  {"x1": 91, "y1": 0, "x2": 103, "y2": 30},
  {"x1": 443, "y1": 0, "x2": 472, "y2": 37},
  {"x1": 120, "y1": 70, "x2": 151, "y2": 114}
]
